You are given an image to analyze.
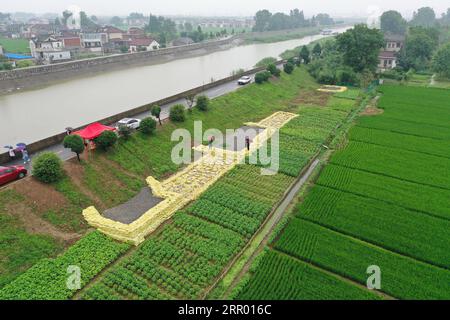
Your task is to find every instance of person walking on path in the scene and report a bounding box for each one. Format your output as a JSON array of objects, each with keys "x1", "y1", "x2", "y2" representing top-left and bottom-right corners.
[
  {"x1": 22, "y1": 149, "x2": 30, "y2": 164},
  {"x1": 245, "y1": 136, "x2": 252, "y2": 151},
  {"x1": 208, "y1": 136, "x2": 215, "y2": 150},
  {"x1": 8, "y1": 147, "x2": 15, "y2": 160}
]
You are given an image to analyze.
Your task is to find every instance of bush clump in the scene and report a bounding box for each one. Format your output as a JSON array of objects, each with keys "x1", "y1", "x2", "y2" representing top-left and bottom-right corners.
[
  {"x1": 196, "y1": 95, "x2": 209, "y2": 111},
  {"x1": 255, "y1": 71, "x2": 271, "y2": 84},
  {"x1": 283, "y1": 62, "x2": 295, "y2": 74},
  {"x1": 169, "y1": 104, "x2": 186, "y2": 122},
  {"x1": 118, "y1": 125, "x2": 132, "y2": 140},
  {"x1": 140, "y1": 117, "x2": 157, "y2": 135},
  {"x1": 94, "y1": 130, "x2": 117, "y2": 150},
  {"x1": 32, "y1": 152, "x2": 64, "y2": 184},
  {"x1": 266, "y1": 63, "x2": 280, "y2": 77}
]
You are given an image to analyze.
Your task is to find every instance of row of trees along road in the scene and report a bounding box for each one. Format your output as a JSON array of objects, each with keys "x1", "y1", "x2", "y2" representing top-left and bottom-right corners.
[{"x1": 379, "y1": 7, "x2": 450, "y2": 77}]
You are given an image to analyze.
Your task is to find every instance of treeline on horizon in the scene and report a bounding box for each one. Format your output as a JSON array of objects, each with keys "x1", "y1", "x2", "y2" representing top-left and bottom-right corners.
[{"x1": 253, "y1": 9, "x2": 334, "y2": 32}]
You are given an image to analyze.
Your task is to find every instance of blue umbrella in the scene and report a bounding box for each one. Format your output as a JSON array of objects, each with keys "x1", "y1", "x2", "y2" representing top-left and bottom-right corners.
[{"x1": 16, "y1": 143, "x2": 27, "y2": 151}]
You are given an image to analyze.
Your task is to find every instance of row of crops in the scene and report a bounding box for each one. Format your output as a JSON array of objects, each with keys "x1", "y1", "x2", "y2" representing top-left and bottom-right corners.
[
  {"x1": 238, "y1": 85, "x2": 450, "y2": 300},
  {"x1": 255, "y1": 103, "x2": 354, "y2": 177},
  {"x1": 0, "y1": 232, "x2": 130, "y2": 300}
]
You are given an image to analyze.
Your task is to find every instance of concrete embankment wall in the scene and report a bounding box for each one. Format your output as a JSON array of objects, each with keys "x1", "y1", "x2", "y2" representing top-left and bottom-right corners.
[
  {"x1": 0, "y1": 60, "x2": 285, "y2": 165},
  {"x1": 0, "y1": 36, "x2": 241, "y2": 94}
]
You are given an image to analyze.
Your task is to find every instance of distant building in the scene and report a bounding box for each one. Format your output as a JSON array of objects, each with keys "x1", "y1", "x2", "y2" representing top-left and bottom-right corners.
[
  {"x1": 80, "y1": 33, "x2": 107, "y2": 52},
  {"x1": 22, "y1": 24, "x2": 56, "y2": 39},
  {"x1": 171, "y1": 37, "x2": 194, "y2": 47},
  {"x1": 128, "y1": 27, "x2": 145, "y2": 36},
  {"x1": 129, "y1": 37, "x2": 160, "y2": 52},
  {"x1": 378, "y1": 34, "x2": 405, "y2": 71},
  {"x1": 30, "y1": 37, "x2": 71, "y2": 64},
  {"x1": 98, "y1": 26, "x2": 124, "y2": 41}
]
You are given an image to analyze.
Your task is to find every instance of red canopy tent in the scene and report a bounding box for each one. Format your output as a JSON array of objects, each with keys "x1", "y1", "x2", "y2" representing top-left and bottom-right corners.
[{"x1": 73, "y1": 122, "x2": 116, "y2": 140}]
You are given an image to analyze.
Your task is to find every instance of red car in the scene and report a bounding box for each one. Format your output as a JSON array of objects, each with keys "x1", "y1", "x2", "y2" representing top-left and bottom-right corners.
[{"x1": 0, "y1": 166, "x2": 27, "y2": 186}]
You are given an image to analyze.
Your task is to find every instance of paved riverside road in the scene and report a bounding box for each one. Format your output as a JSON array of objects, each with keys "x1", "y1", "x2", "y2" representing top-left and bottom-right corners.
[{"x1": 2, "y1": 73, "x2": 253, "y2": 171}]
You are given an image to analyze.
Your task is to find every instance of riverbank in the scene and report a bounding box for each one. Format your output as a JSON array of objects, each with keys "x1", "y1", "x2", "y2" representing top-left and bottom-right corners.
[
  {"x1": 0, "y1": 36, "x2": 242, "y2": 95},
  {"x1": 0, "y1": 28, "x2": 349, "y2": 149}
]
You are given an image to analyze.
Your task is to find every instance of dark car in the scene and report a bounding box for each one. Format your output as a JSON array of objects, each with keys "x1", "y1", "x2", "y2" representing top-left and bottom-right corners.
[{"x1": 0, "y1": 166, "x2": 27, "y2": 186}]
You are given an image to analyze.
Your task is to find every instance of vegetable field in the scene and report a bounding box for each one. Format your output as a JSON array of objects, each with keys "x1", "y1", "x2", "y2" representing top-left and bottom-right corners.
[
  {"x1": 0, "y1": 232, "x2": 130, "y2": 300},
  {"x1": 81, "y1": 165, "x2": 293, "y2": 300},
  {"x1": 239, "y1": 84, "x2": 450, "y2": 300}
]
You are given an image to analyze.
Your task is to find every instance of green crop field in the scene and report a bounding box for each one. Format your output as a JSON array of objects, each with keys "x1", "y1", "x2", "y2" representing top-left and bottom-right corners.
[
  {"x1": 237, "y1": 250, "x2": 379, "y2": 300},
  {"x1": 274, "y1": 220, "x2": 450, "y2": 300},
  {"x1": 0, "y1": 37, "x2": 30, "y2": 54},
  {"x1": 237, "y1": 84, "x2": 450, "y2": 300}
]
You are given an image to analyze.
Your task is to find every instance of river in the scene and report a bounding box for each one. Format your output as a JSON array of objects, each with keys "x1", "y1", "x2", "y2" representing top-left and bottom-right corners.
[{"x1": 0, "y1": 27, "x2": 348, "y2": 147}]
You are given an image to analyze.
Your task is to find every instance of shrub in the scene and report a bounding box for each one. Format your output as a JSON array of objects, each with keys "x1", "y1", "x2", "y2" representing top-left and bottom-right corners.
[
  {"x1": 32, "y1": 152, "x2": 64, "y2": 184},
  {"x1": 140, "y1": 117, "x2": 157, "y2": 135},
  {"x1": 169, "y1": 104, "x2": 186, "y2": 122},
  {"x1": 94, "y1": 130, "x2": 117, "y2": 150},
  {"x1": 336, "y1": 67, "x2": 357, "y2": 85},
  {"x1": 255, "y1": 71, "x2": 271, "y2": 84},
  {"x1": 283, "y1": 62, "x2": 294, "y2": 74},
  {"x1": 63, "y1": 135, "x2": 84, "y2": 161},
  {"x1": 196, "y1": 95, "x2": 209, "y2": 111},
  {"x1": 118, "y1": 125, "x2": 132, "y2": 140},
  {"x1": 318, "y1": 69, "x2": 336, "y2": 84},
  {"x1": 267, "y1": 63, "x2": 280, "y2": 77},
  {"x1": 255, "y1": 57, "x2": 277, "y2": 68}
]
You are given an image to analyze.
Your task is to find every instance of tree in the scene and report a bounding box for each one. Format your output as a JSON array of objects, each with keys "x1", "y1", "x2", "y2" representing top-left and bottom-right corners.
[
  {"x1": 300, "y1": 45, "x2": 311, "y2": 64},
  {"x1": 185, "y1": 94, "x2": 196, "y2": 112},
  {"x1": 196, "y1": 95, "x2": 209, "y2": 111},
  {"x1": 94, "y1": 131, "x2": 117, "y2": 150},
  {"x1": 185, "y1": 22, "x2": 193, "y2": 32},
  {"x1": 336, "y1": 24, "x2": 384, "y2": 72},
  {"x1": 432, "y1": 43, "x2": 450, "y2": 78},
  {"x1": 254, "y1": 10, "x2": 272, "y2": 32},
  {"x1": 140, "y1": 117, "x2": 157, "y2": 135},
  {"x1": 32, "y1": 152, "x2": 64, "y2": 184},
  {"x1": 169, "y1": 104, "x2": 186, "y2": 122},
  {"x1": 312, "y1": 43, "x2": 322, "y2": 59},
  {"x1": 151, "y1": 105, "x2": 162, "y2": 125},
  {"x1": 400, "y1": 28, "x2": 437, "y2": 70},
  {"x1": 110, "y1": 16, "x2": 122, "y2": 26},
  {"x1": 284, "y1": 62, "x2": 295, "y2": 74},
  {"x1": 440, "y1": 9, "x2": 450, "y2": 26},
  {"x1": 380, "y1": 10, "x2": 407, "y2": 35},
  {"x1": 63, "y1": 135, "x2": 84, "y2": 162},
  {"x1": 315, "y1": 13, "x2": 334, "y2": 26},
  {"x1": 411, "y1": 7, "x2": 436, "y2": 28},
  {"x1": 62, "y1": 10, "x2": 73, "y2": 26}
]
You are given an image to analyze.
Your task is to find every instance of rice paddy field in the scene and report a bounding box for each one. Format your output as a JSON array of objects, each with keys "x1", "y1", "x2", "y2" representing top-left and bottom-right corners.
[{"x1": 237, "y1": 84, "x2": 450, "y2": 300}]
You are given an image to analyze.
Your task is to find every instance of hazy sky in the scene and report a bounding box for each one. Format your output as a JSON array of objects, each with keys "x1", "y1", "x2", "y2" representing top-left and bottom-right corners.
[{"x1": 3, "y1": 0, "x2": 449, "y2": 18}]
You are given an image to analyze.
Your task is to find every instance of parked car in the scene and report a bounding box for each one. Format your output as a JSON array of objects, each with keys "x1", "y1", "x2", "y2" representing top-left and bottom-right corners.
[
  {"x1": 0, "y1": 165, "x2": 27, "y2": 186},
  {"x1": 117, "y1": 118, "x2": 141, "y2": 130},
  {"x1": 238, "y1": 76, "x2": 252, "y2": 85}
]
